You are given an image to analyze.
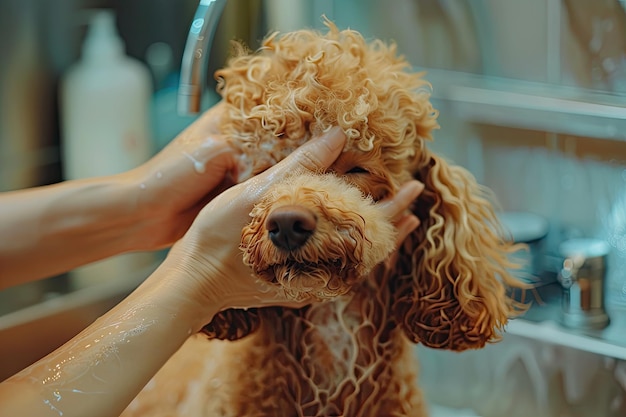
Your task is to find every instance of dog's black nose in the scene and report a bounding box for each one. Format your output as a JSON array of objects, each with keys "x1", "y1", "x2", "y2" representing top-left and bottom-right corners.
[{"x1": 265, "y1": 205, "x2": 317, "y2": 250}]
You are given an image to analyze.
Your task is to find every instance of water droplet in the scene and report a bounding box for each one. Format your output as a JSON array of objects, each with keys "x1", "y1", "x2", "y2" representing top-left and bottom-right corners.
[
  {"x1": 194, "y1": 161, "x2": 206, "y2": 174},
  {"x1": 183, "y1": 152, "x2": 206, "y2": 174},
  {"x1": 156, "y1": 171, "x2": 163, "y2": 179},
  {"x1": 140, "y1": 183, "x2": 147, "y2": 190}
]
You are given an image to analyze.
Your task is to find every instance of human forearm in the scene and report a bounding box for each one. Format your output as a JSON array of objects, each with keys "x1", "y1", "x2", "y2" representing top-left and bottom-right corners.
[
  {"x1": 0, "y1": 262, "x2": 214, "y2": 417},
  {"x1": 0, "y1": 175, "x2": 144, "y2": 287},
  {"x1": 0, "y1": 102, "x2": 243, "y2": 289}
]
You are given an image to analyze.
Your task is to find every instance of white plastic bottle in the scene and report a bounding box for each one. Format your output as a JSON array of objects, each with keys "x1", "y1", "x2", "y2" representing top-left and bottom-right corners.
[
  {"x1": 61, "y1": 10, "x2": 152, "y2": 179},
  {"x1": 60, "y1": 10, "x2": 154, "y2": 289}
]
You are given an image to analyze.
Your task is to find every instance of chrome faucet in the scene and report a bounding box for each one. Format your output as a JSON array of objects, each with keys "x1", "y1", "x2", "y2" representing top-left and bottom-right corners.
[{"x1": 178, "y1": 0, "x2": 228, "y2": 115}]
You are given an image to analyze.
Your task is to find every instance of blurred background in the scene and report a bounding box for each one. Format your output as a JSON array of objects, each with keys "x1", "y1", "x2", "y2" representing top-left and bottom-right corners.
[{"x1": 1, "y1": 0, "x2": 626, "y2": 416}]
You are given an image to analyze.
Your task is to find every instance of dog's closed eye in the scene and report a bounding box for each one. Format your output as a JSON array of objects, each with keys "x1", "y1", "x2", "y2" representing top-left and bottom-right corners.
[{"x1": 346, "y1": 166, "x2": 369, "y2": 174}]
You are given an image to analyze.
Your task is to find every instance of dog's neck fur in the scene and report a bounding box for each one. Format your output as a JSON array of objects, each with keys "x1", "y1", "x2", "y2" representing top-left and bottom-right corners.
[{"x1": 220, "y1": 268, "x2": 425, "y2": 417}]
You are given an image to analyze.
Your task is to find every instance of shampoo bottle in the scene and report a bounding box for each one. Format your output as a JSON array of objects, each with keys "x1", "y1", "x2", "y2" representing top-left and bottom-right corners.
[
  {"x1": 61, "y1": 10, "x2": 152, "y2": 178},
  {"x1": 60, "y1": 10, "x2": 154, "y2": 289}
]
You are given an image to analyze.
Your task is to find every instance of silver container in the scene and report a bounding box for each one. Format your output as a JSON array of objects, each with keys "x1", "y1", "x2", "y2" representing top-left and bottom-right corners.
[{"x1": 558, "y1": 238, "x2": 611, "y2": 330}]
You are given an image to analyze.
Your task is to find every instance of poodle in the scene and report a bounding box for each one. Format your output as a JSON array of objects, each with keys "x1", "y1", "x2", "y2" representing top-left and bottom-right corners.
[{"x1": 122, "y1": 19, "x2": 524, "y2": 417}]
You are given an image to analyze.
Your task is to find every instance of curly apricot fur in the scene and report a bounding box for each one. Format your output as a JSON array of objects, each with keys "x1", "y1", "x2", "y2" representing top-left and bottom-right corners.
[{"x1": 121, "y1": 19, "x2": 525, "y2": 417}]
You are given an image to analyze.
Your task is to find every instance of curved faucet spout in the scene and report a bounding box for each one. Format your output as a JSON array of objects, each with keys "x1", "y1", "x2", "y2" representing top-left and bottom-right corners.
[{"x1": 178, "y1": 0, "x2": 228, "y2": 115}]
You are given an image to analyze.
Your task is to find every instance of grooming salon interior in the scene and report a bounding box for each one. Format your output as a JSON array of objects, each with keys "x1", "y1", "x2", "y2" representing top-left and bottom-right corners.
[{"x1": 1, "y1": 1, "x2": 626, "y2": 416}]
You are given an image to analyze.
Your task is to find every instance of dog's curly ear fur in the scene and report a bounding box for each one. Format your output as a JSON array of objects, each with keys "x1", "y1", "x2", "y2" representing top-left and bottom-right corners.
[
  {"x1": 391, "y1": 149, "x2": 525, "y2": 351},
  {"x1": 201, "y1": 309, "x2": 261, "y2": 341}
]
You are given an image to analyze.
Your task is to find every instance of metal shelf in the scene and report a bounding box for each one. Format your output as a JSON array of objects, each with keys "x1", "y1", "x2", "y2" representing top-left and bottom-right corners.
[
  {"x1": 507, "y1": 318, "x2": 626, "y2": 361},
  {"x1": 506, "y1": 284, "x2": 626, "y2": 360},
  {"x1": 426, "y1": 69, "x2": 626, "y2": 141}
]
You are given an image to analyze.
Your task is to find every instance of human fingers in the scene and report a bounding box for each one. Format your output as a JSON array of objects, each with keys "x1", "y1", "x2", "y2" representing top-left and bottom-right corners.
[
  {"x1": 240, "y1": 127, "x2": 347, "y2": 201},
  {"x1": 378, "y1": 180, "x2": 423, "y2": 247},
  {"x1": 275, "y1": 126, "x2": 346, "y2": 173},
  {"x1": 394, "y1": 213, "x2": 420, "y2": 247},
  {"x1": 379, "y1": 180, "x2": 424, "y2": 220}
]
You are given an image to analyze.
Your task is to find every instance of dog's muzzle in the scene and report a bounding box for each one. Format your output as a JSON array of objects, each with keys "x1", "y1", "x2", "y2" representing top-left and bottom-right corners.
[{"x1": 240, "y1": 172, "x2": 397, "y2": 302}]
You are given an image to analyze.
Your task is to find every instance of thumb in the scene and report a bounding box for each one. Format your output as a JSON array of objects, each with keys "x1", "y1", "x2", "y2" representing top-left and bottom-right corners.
[
  {"x1": 263, "y1": 126, "x2": 346, "y2": 179},
  {"x1": 217, "y1": 127, "x2": 346, "y2": 217}
]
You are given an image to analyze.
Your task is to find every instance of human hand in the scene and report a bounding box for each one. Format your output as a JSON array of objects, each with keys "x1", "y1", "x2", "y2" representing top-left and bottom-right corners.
[
  {"x1": 158, "y1": 127, "x2": 424, "y2": 329},
  {"x1": 120, "y1": 102, "x2": 241, "y2": 251}
]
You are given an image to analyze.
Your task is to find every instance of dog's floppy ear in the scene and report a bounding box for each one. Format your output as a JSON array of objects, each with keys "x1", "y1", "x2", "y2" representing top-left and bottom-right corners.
[
  {"x1": 201, "y1": 309, "x2": 261, "y2": 341},
  {"x1": 391, "y1": 149, "x2": 525, "y2": 351}
]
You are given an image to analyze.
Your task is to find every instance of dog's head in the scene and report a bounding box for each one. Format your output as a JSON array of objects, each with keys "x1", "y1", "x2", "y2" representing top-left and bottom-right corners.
[
  {"x1": 202, "y1": 19, "x2": 524, "y2": 347},
  {"x1": 216, "y1": 19, "x2": 436, "y2": 300}
]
